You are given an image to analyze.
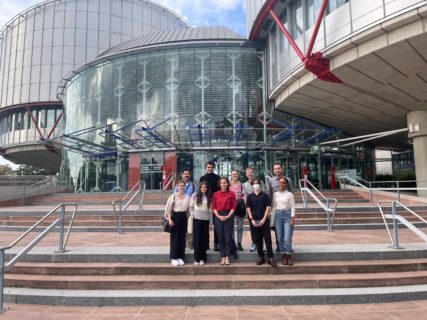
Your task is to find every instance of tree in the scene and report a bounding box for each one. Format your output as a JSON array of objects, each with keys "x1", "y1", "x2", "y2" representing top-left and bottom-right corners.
[
  {"x1": 14, "y1": 164, "x2": 55, "y2": 176},
  {"x1": 0, "y1": 164, "x2": 14, "y2": 175}
]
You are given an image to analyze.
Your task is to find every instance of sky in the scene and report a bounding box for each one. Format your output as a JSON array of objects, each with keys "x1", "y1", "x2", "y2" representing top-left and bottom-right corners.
[
  {"x1": 0, "y1": 0, "x2": 248, "y2": 35},
  {"x1": 0, "y1": 0, "x2": 248, "y2": 168}
]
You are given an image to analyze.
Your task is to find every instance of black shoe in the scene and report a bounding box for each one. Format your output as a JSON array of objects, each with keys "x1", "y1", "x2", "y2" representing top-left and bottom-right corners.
[
  {"x1": 237, "y1": 243, "x2": 243, "y2": 251},
  {"x1": 214, "y1": 243, "x2": 219, "y2": 252},
  {"x1": 256, "y1": 257, "x2": 265, "y2": 265},
  {"x1": 267, "y1": 257, "x2": 277, "y2": 267}
]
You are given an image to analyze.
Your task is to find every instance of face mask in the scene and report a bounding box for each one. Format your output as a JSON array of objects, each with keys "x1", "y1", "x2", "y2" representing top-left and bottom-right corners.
[{"x1": 253, "y1": 184, "x2": 260, "y2": 191}]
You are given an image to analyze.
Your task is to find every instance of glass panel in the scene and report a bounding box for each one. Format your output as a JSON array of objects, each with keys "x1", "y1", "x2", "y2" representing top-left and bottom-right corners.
[{"x1": 293, "y1": 0, "x2": 304, "y2": 38}]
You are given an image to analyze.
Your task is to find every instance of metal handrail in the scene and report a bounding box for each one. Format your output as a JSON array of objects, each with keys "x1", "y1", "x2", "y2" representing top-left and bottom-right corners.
[
  {"x1": 160, "y1": 171, "x2": 176, "y2": 203},
  {"x1": 378, "y1": 201, "x2": 427, "y2": 249},
  {"x1": 22, "y1": 176, "x2": 58, "y2": 205},
  {"x1": 112, "y1": 180, "x2": 145, "y2": 234},
  {"x1": 0, "y1": 203, "x2": 78, "y2": 313},
  {"x1": 299, "y1": 181, "x2": 338, "y2": 232},
  {"x1": 339, "y1": 174, "x2": 427, "y2": 201},
  {"x1": 298, "y1": 179, "x2": 327, "y2": 200}
]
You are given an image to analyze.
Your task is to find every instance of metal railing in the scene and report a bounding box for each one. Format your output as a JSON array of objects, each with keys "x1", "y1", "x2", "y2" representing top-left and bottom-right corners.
[
  {"x1": 299, "y1": 179, "x2": 338, "y2": 232},
  {"x1": 378, "y1": 201, "x2": 427, "y2": 249},
  {"x1": 160, "y1": 171, "x2": 176, "y2": 204},
  {"x1": 112, "y1": 180, "x2": 145, "y2": 234},
  {"x1": 338, "y1": 174, "x2": 427, "y2": 201},
  {"x1": 0, "y1": 203, "x2": 78, "y2": 313}
]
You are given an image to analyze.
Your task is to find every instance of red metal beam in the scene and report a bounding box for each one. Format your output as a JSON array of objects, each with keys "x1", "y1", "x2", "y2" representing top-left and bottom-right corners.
[
  {"x1": 25, "y1": 106, "x2": 45, "y2": 140},
  {"x1": 47, "y1": 112, "x2": 63, "y2": 139},
  {"x1": 306, "y1": 0, "x2": 329, "y2": 58},
  {"x1": 269, "y1": 9, "x2": 306, "y2": 62},
  {"x1": 250, "y1": 0, "x2": 279, "y2": 40}
]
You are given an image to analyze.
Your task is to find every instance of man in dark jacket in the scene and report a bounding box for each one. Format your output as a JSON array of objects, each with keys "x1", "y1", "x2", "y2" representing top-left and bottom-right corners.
[
  {"x1": 199, "y1": 161, "x2": 220, "y2": 251},
  {"x1": 246, "y1": 178, "x2": 277, "y2": 267}
]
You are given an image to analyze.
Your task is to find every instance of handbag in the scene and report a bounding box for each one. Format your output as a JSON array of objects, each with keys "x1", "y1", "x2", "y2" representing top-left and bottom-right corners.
[
  {"x1": 162, "y1": 194, "x2": 175, "y2": 233},
  {"x1": 269, "y1": 207, "x2": 276, "y2": 228},
  {"x1": 162, "y1": 216, "x2": 171, "y2": 233},
  {"x1": 235, "y1": 198, "x2": 246, "y2": 217}
]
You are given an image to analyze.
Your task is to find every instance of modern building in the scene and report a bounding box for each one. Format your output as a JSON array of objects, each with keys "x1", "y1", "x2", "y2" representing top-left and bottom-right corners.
[
  {"x1": 0, "y1": 0, "x2": 189, "y2": 171},
  {"x1": 248, "y1": 0, "x2": 427, "y2": 195},
  {"x1": 1, "y1": 0, "x2": 426, "y2": 194}
]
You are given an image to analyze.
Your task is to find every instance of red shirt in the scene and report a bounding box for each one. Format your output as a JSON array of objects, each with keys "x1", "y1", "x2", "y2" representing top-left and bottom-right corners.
[{"x1": 212, "y1": 190, "x2": 236, "y2": 212}]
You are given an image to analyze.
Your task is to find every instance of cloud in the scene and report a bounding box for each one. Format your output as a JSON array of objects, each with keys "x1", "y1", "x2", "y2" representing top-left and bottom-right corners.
[{"x1": 0, "y1": 0, "x2": 247, "y2": 35}]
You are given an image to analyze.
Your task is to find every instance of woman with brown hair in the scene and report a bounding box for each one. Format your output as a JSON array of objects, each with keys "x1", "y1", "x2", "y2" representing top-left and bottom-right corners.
[
  {"x1": 190, "y1": 181, "x2": 212, "y2": 265},
  {"x1": 165, "y1": 180, "x2": 191, "y2": 266},
  {"x1": 212, "y1": 177, "x2": 236, "y2": 265}
]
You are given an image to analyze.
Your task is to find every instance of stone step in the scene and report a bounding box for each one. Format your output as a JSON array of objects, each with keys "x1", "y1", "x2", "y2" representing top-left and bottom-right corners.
[
  {"x1": 9, "y1": 259, "x2": 427, "y2": 276},
  {"x1": 6, "y1": 270, "x2": 427, "y2": 290}
]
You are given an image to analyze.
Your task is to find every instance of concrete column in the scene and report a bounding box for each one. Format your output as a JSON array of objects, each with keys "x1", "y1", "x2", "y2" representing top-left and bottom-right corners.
[{"x1": 407, "y1": 111, "x2": 427, "y2": 197}]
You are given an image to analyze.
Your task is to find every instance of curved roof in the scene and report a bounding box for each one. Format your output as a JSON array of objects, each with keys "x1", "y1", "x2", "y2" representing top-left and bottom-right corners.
[
  {"x1": 98, "y1": 26, "x2": 246, "y2": 58},
  {"x1": 0, "y1": 0, "x2": 190, "y2": 38}
]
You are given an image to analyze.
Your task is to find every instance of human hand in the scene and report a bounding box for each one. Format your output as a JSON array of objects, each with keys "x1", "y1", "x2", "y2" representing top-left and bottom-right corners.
[
  {"x1": 169, "y1": 219, "x2": 174, "y2": 227},
  {"x1": 290, "y1": 217, "x2": 295, "y2": 226}
]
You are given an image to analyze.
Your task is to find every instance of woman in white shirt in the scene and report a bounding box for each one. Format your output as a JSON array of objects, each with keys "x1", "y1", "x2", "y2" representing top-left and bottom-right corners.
[
  {"x1": 272, "y1": 177, "x2": 296, "y2": 266},
  {"x1": 189, "y1": 181, "x2": 212, "y2": 265},
  {"x1": 165, "y1": 180, "x2": 191, "y2": 266}
]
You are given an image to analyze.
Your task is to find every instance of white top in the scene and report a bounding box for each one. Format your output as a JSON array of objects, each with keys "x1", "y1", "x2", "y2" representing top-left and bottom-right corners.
[
  {"x1": 164, "y1": 193, "x2": 190, "y2": 218},
  {"x1": 190, "y1": 194, "x2": 211, "y2": 221},
  {"x1": 272, "y1": 190, "x2": 296, "y2": 217}
]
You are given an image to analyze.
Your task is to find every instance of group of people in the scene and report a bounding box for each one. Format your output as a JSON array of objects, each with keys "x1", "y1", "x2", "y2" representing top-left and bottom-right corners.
[{"x1": 164, "y1": 161, "x2": 296, "y2": 267}]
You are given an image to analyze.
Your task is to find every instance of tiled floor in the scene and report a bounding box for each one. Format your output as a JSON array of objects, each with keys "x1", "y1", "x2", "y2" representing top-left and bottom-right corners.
[{"x1": 1, "y1": 301, "x2": 427, "y2": 319}]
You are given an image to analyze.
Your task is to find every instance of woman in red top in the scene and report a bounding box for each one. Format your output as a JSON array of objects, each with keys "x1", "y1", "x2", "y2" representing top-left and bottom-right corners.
[{"x1": 212, "y1": 177, "x2": 236, "y2": 265}]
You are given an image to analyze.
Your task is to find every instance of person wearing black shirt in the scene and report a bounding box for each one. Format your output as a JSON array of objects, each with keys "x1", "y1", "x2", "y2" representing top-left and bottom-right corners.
[
  {"x1": 246, "y1": 178, "x2": 277, "y2": 267},
  {"x1": 199, "y1": 161, "x2": 220, "y2": 251}
]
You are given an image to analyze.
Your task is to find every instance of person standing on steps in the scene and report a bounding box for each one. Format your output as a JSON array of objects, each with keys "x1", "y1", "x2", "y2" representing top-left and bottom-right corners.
[
  {"x1": 190, "y1": 181, "x2": 212, "y2": 266},
  {"x1": 199, "y1": 161, "x2": 220, "y2": 251},
  {"x1": 272, "y1": 177, "x2": 296, "y2": 266},
  {"x1": 246, "y1": 178, "x2": 277, "y2": 267},
  {"x1": 243, "y1": 166, "x2": 265, "y2": 253},
  {"x1": 174, "y1": 168, "x2": 196, "y2": 196},
  {"x1": 230, "y1": 169, "x2": 246, "y2": 252},
  {"x1": 166, "y1": 180, "x2": 191, "y2": 266},
  {"x1": 266, "y1": 162, "x2": 294, "y2": 252},
  {"x1": 212, "y1": 177, "x2": 236, "y2": 265}
]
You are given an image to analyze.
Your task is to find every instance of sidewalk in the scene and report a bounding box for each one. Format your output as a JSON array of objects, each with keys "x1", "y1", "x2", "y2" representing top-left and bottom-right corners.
[{"x1": 2, "y1": 301, "x2": 427, "y2": 319}]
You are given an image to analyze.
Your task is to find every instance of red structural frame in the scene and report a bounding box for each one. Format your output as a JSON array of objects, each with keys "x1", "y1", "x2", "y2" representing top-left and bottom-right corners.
[{"x1": 251, "y1": 0, "x2": 342, "y2": 84}]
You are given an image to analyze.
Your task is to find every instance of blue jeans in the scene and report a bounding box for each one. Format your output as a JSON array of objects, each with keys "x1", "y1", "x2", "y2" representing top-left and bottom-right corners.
[{"x1": 274, "y1": 209, "x2": 293, "y2": 254}]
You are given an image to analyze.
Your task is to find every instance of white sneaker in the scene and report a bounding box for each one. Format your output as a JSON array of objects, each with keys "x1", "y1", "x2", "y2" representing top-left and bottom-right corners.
[
  {"x1": 178, "y1": 259, "x2": 184, "y2": 266},
  {"x1": 199, "y1": 260, "x2": 205, "y2": 266},
  {"x1": 194, "y1": 261, "x2": 200, "y2": 265},
  {"x1": 171, "y1": 259, "x2": 180, "y2": 266}
]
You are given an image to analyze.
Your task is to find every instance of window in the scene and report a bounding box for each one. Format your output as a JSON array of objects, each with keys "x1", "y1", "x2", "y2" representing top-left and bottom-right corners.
[
  {"x1": 328, "y1": 0, "x2": 348, "y2": 13},
  {"x1": 307, "y1": 0, "x2": 322, "y2": 29},
  {"x1": 292, "y1": 0, "x2": 304, "y2": 38}
]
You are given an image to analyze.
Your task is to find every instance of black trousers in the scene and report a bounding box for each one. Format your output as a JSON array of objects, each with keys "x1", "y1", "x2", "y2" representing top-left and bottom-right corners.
[
  {"x1": 208, "y1": 215, "x2": 219, "y2": 248},
  {"x1": 193, "y1": 218, "x2": 210, "y2": 263},
  {"x1": 250, "y1": 219, "x2": 273, "y2": 259},
  {"x1": 214, "y1": 211, "x2": 234, "y2": 258},
  {"x1": 170, "y1": 212, "x2": 187, "y2": 260}
]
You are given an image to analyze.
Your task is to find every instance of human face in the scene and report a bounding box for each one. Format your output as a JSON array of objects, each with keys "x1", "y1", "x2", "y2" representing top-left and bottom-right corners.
[
  {"x1": 273, "y1": 164, "x2": 283, "y2": 177},
  {"x1": 177, "y1": 182, "x2": 186, "y2": 194},
  {"x1": 206, "y1": 164, "x2": 215, "y2": 174},
  {"x1": 200, "y1": 184, "x2": 207, "y2": 194},
  {"x1": 182, "y1": 170, "x2": 191, "y2": 182},
  {"x1": 278, "y1": 178, "x2": 287, "y2": 191},
  {"x1": 220, "y1": 179, "x2": 228, "y2": 191},
  {"x1": 231, "y1": 171, "x2": 238, "y2": 182},
  {"x1": 246, "y1": 168, "x2": 254, "y2": 181}
]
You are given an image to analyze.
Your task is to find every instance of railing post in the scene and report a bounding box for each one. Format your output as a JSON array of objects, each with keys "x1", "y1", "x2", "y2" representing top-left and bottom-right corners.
[
  {"x1": 392, "y1": 201, "x2": 401, "y2": 249},
  {"x1": 303, "y1": 188, "x2": 308, "y2": 208},
  {"x1": 397, "y1": 181, "x2": 400, "y2": 202},
  {"x1": 118, "y1": 201, "x2": 123, "y2": 234},
  {"x1": 0, "y1": 249, "x2": 6, "y2": 313},
  {"x1": 55, "y1": 204, "x2": 66, "y2": 253},
  {"x1": 326, "y1": 198, "x2": 331, "y2": 232},
  {"x1": 369, "y1": 182, "x2": 372, "y2": 201}
]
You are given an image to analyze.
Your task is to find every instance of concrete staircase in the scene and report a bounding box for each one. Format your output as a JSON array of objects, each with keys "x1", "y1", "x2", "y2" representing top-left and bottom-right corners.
[{"x1": 4, "y1": 245, "x2": 427, "y2": 305}]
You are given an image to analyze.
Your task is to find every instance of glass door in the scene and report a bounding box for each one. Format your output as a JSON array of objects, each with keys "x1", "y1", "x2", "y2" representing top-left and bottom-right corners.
[{"x1": 140, "y1": 152, "x2": 164, "y2": 190}]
